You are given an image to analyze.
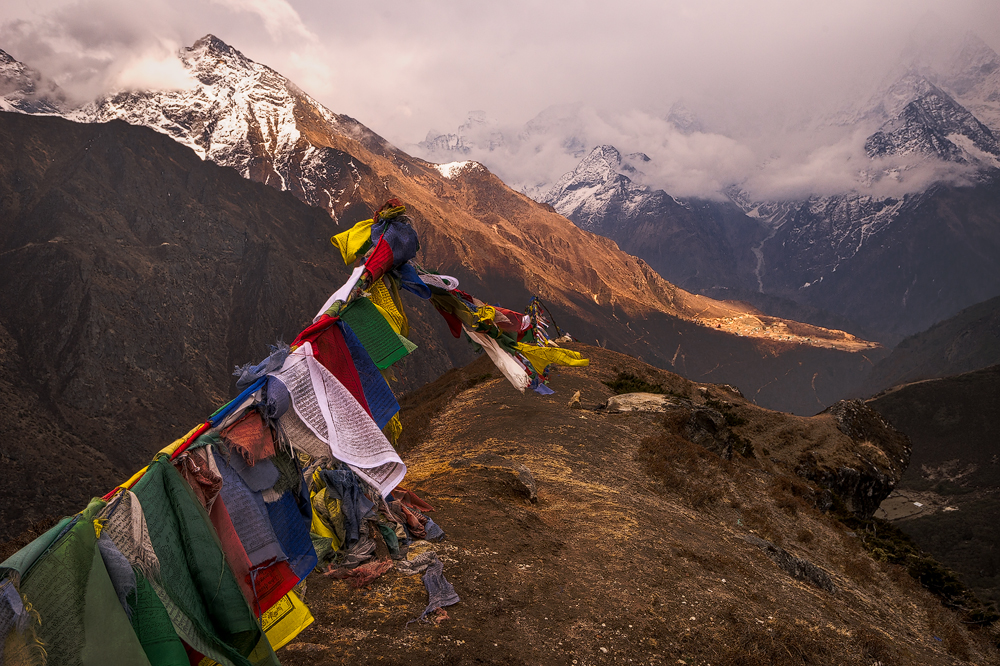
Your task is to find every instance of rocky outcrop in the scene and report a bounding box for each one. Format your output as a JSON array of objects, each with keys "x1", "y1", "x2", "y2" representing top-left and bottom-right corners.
[
  {"x1": 677, "y1": 407, "x2": 742, "y2": 460},
  {"x1": 605, "y1": 393, "x2": 679, "y2": 413},
  {"x1": 796, "y1": 400, "x2": 910, "y2": 519},
  {"x1": 743, "y1": 535, "x2": 837, "y2": 593},
  {"x1": 606, "y1": 393, "x2": 745, "y2": 460}
]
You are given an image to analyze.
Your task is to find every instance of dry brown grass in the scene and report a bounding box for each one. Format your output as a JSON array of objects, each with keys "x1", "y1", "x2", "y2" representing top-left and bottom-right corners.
[
  {"x1": 396, "y1": 355, "x2": 496, "y2": 452},
  {"x1": 796, "y1": 528, "x2": 816, "y2": 545},
  {"x1": 636, "y1": 422, "x2": 732, "y2": 510},
  {"x1": 709, "y1": 610, "x2": 835, "y2": 665}
]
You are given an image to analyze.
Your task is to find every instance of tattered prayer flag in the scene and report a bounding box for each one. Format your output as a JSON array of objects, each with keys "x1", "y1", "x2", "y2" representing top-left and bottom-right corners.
[
  {"x1": 132, "y1": 458, "x2": 262, "y2": 666},
  {"x1": 261, "y1": 591, "x2": 313, "y2": 651},
  {"x1": 271, "y1": 343, "x2": 406, "y2": 496},
  {"x1": 18, "y1": 499, "x2": 153, "y2": 666},
  {"x1": 330, "y1": 218, "x2": 374, "y2": 265},
  {"x1": 363, "y1": 236, "x2": 395, "y2": 282},
  {"x1": 301, "y1": 319, "x2": 372, "y2": 418},
  {"x1": 513, "y1": 343, "x2": 590, "y2": 376},
  {"x1": 465, "y1": 328, "x2": 530, "y2": 393},
  {"x1": 340, "y1": 297, "x2": 413, "y2": 370}
]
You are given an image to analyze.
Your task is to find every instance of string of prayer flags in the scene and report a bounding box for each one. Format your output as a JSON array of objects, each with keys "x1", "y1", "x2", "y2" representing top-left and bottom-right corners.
[{"x1": 0, "y1": 197, "x2": 587, "y2": 665}]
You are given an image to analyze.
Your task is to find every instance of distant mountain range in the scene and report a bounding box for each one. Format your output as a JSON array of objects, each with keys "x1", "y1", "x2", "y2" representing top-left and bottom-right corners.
[
  {"x1": 0, "y1": 29, "x2": 891, "y2": 478},
  {"x1": 423, "y1": 33, "x2": 1000, "y2": 344},
  {"x1": 0, "y1": 48, "x2": 63, "y2": 114}
]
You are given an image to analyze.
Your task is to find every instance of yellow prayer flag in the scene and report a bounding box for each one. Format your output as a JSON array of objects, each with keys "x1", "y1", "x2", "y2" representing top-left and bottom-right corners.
[
  {"x1": 370, "y1": 278, "x2": 408, "y2": 336},
  {"x1": 330, "y1": 218, "x2": 375, "y2": 265},
  {"x1": 513, "y1": 343, "x2": 590, "y2": 375},
  {"x1": 261, "y1": 591, "x2": 314, "y2": 651}
]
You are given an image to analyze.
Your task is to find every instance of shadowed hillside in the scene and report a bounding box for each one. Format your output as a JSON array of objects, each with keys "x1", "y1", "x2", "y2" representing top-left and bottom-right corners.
[
  {"x1": 863, "y1": 295, "x2": 1000, "y2": 396},
  {"x1": 869, "y1": 365, "x2": 1000, "y2": 609}
]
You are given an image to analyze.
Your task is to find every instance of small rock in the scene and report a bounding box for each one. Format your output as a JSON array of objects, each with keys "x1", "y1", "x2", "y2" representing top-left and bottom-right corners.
[
  {"x1": 718, "y1": 384, "x2": 744, "y2": 398},
  {"x1": 605, "y1": 393, "x2": 677, "y2": 413},
  {"x1": 599, "y1": 647, "x2": 608, "y2": 653},
  {"x1": 568, "y1": 390, "x2": 582, "y2": 409}
]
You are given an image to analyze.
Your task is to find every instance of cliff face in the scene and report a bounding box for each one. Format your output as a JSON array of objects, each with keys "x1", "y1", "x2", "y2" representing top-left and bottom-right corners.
[{"x1": 869, "y1": 365, "x2": 1000, "y2": 609}]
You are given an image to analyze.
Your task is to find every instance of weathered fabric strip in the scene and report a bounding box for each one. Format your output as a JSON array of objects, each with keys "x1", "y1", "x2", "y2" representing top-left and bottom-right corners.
[
  {"x1": 132, "y1": 457, "x2": 260, "y2": 666},
  {"x1": 214, "y1": 451, "x2": 286, "y2": 568},
  {"x1": 466, "y1": 327, "x2": 530, "y2": 392},
  {"x1": 338, "y1": 320, "x2": 400, "y2": 431},
  {"x1": 271, "y1": 343, "x2": 405, "y2": 495}
]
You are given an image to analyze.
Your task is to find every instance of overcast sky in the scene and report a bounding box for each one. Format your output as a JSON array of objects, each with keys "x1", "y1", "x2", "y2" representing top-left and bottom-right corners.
[{"x1": 2, "y1": 0, "x2": 999, "y2": 198}]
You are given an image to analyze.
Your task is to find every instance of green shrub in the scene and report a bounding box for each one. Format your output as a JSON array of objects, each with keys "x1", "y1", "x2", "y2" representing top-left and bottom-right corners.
[{"x1": 835, "y1": 505, "x2": 999, "y2": 626}]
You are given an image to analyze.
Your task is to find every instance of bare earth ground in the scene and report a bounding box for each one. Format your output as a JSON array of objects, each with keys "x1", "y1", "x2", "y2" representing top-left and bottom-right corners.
[{"x1": 279, "y1": 344, "x2": 1000, "y2": 666}]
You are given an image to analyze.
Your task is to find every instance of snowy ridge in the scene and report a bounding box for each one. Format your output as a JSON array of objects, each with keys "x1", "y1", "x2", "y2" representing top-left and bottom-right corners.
[
  {"x1": 915, "y1": 31, "x2": 1000, "y2": 136},
  {"x1": 541, "y1": 145, "x2": 658, "y2": 231},
  {"x1": 68, "y1": 35, "x2": 377, "y2": 221},
  {"x1": 733, "y1": 191, "x2": 909, "y2": 289},
  {"x1": 435, "y1": 161, "x2": 484, "y2": 179},
  {"x1": 0, "y1": 48, "x2": 63, "y2": 114},
  {"x1": 864, "y1": 72, "x2": 1000, "y2": 165}
]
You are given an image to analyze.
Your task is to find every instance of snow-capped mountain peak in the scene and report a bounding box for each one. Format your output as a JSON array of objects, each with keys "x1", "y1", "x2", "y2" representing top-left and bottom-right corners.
[
  {"x1": 540, "y1": 145, "x2": 666, "y2": 233},
  {"x1": 0, "y1": 48, "x2": 64, "y2": 114},
  {"x1": 64, "y1": 34, "x2": 398, "y2": 221},
  {"x1": 864, "y1": 71, "x2": 1000, "y2": 165}
]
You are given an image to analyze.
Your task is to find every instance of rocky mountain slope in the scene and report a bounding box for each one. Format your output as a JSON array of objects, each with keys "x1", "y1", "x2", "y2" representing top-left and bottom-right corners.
[
  {"x1": 862, "y1": 293, "x2": 1000, "y2": 395},
  {"x1": 0, "y1": 105, "x2": 887, "y2": 537},
  {"x1": 0, "y1": 110, "x2": 371, "y2": 536},
  {"x1": 0, "y1": 37, "x2": 889, "y2": 416},
  {"x1": 277, "y1": 345, "x2": 999, "y2": 665},
  {"x1": 869, "y1": 365, "x2": 1000, "y2": 608},
  {"x1": 541, "y1": 145, "x2": 764, "y2": 296},
  {"x1": 70, "y1": 34, "x2": 397, "y2": 221}
]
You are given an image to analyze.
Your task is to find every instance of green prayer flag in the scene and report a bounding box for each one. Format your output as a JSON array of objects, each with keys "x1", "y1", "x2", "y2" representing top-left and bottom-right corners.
[
  {"x1": 340, "y1": 297, "x2": 413, "y2": 369},
  {"x1": 0, "y1": 516, "x2": 73, "y2": 579},
  {"x1": 129, "y1": 572, "x2": 189, "y2": 666},
  {"x1": 20, "y1": 499, "x2": 152, "y2": 666},
  {"x1": 132, "y1": 456, "x2": 264, "y2": 666}
]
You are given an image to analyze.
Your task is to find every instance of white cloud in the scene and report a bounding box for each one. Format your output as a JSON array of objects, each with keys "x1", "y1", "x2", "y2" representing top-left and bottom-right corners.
[
  {"x1": 110, "y1": 40, "x2": 194, "y2": 92},
  {"x1": 208, "y1": 0, "x2": 314, "y2": 42},
  {"x1": 1, "y1": 0, "x2": 998, "y2": 197}
]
